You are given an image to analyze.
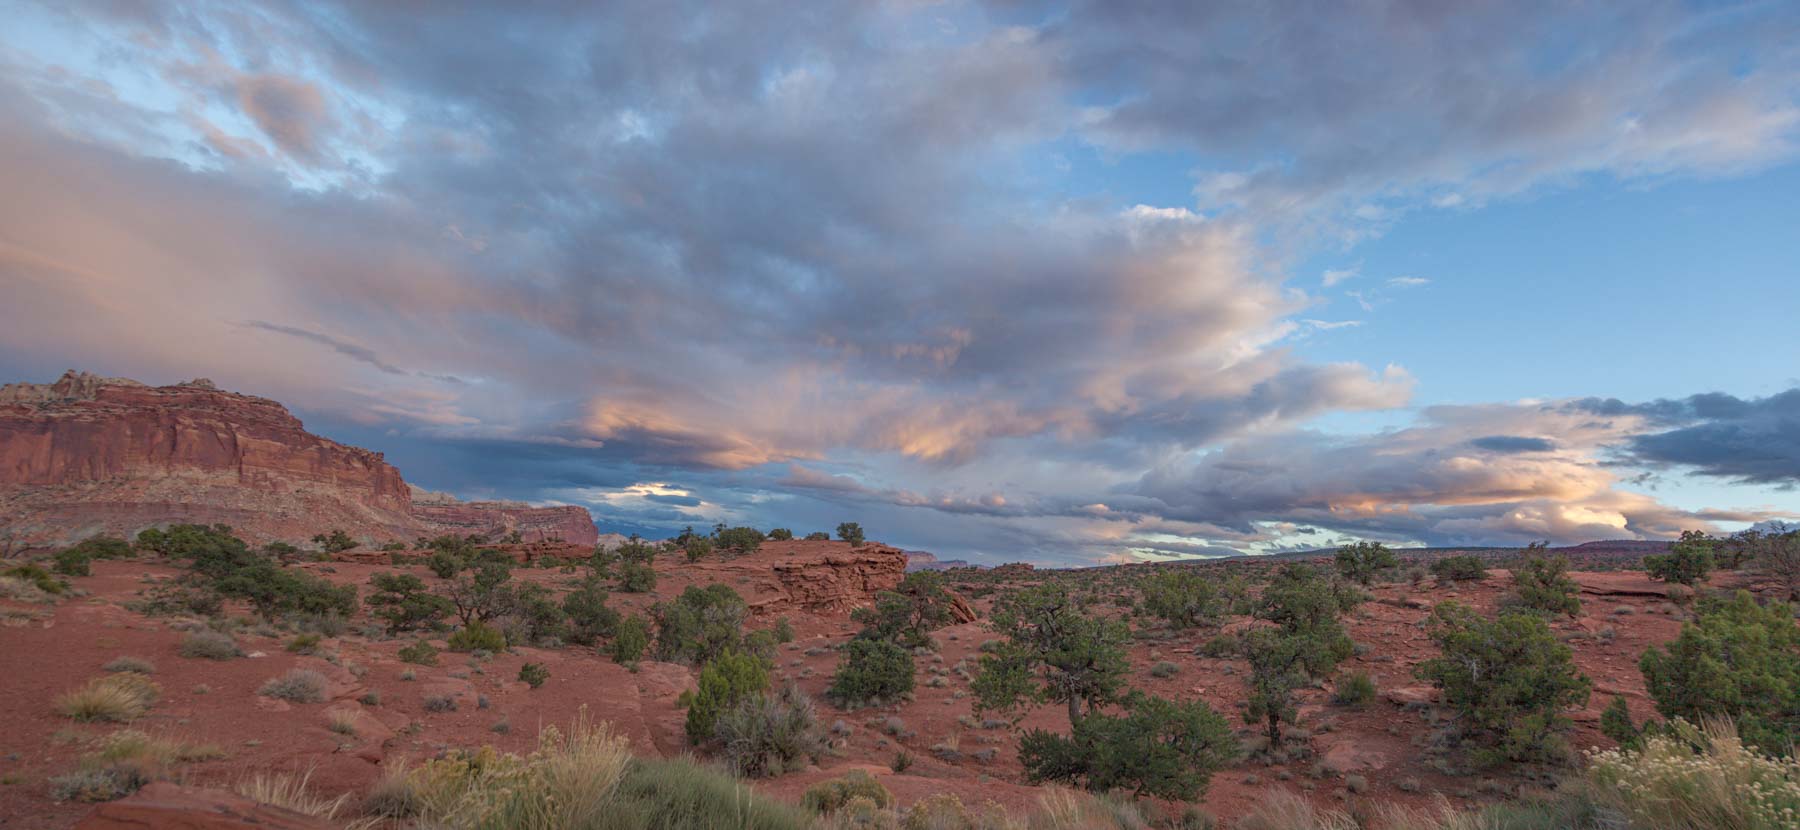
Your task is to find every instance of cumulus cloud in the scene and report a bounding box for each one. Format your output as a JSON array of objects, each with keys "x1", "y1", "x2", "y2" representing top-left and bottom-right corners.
[{"x1": 1578, "y1": 390, "x2": 1800, "y2": 485}]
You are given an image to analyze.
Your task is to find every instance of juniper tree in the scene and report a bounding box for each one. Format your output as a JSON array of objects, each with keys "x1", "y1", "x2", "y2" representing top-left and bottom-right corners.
[
  {"x1": 973, "y1": 582, "x2": 1130, "y2": 727},
  {"x1": 1333, "y1": 541, "x2": 1398, "y2": 585},
  {"x1": 1416, "y1": 601, "x2": 1592, "y2": 765},
  {"x1": 1638, "y1": 590, "x2": 1800, "y2": 752}
]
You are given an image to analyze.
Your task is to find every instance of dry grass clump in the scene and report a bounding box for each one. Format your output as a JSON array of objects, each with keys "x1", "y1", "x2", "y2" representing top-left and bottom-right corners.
[
  {"x1": 55, "y1": 674, "x2": 161, "y2": 722},
  {"x1": 234, "y1": 768, "x2": 354, "y2": 821},
  {"x1": 328, "y1": 709, "x2": 361, "y2": 736},
  {"x1": 1588, "y1": 719, "x2": 1800, "y2": 830},
  {"x1": 103, "y1": 656, "x2": 156, "y2": 674},
  {"x1": 47, "y1": 729, "x2": 222, "y2": 803},
  {"x1": 259, "y1": 668, "x2": 328, "y2": 703},
  {"x1": 400, "y1": 709, "x2": 631, "y2": 829}
]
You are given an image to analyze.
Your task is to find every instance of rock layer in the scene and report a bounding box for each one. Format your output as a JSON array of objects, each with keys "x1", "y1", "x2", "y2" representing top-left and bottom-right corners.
[{"x1": 0, "y1": 371, "x2": 596, "y2": 547}]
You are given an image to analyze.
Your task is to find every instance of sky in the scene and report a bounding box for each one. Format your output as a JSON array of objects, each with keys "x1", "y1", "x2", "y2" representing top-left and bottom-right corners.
[{"x1": 2, "y1": 1, "x2": 1799, "y2": 565}]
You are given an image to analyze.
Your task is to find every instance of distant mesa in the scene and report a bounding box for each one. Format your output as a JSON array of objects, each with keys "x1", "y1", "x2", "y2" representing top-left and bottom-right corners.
[
  {"x1": 902, "y1": 549, "x2": 977, "y2": 571},
  {"x1": 0, "y1": 370, "x2": 597, "y2": 548}
]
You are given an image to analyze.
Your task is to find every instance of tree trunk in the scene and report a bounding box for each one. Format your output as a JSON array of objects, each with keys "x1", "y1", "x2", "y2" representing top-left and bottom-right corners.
[{"x1": 1067, "y1": 695, "x2": 1082, "y2": 727}]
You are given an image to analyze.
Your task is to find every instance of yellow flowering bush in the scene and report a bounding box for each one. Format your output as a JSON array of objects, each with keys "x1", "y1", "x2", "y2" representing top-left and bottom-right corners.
[{"x1": 1588, "y1": 719, "x2": 1800, "y2": 830}]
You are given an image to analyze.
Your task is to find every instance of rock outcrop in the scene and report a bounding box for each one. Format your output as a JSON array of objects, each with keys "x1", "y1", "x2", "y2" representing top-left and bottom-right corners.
[
  {"x1": 681, "y1": 540, "x2": 909, "y2": 615},
  {"x1": 0, "y1": 371, "x2": 596, "y2": 548}
]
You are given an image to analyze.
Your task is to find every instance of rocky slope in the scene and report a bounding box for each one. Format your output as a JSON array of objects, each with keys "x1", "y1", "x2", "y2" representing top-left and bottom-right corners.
[{"x1": 0, "y1": 371, "x2": 596, "y2": 548}]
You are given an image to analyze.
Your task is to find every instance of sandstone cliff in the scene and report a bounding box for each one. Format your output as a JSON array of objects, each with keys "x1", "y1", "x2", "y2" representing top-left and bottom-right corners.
[{"x1": 0, "y1": 371, "x2": 597, "y2": 548}]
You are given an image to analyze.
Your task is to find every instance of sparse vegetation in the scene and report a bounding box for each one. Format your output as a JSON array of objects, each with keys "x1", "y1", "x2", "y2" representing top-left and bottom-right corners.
[
  {"x1": 398, "y1": 639, "x2": 440, "y2": 665},
  {"x1": 713, "y1": 683, "x2": 823, "y2": 777},
  {"x1": 617, "y1": 560, "x2": 656, "y2": 593},
  {"x1": 851, "y1": 570, "x2": 959, "y2": 649},
  {"x1": 1019, "y1": 692, "x2": 1237, "y2": 799},
  {"x1": 654, "y1": 583, "x2": 751, "y2": 665},
  {"x1": 973, "y1": 582, "x2": 1130, "y2": 727},
  {"x1": 258, "y1": 669, "x2": 328, "y2": 703},
  {"x1": 1139, "y1": 569, "x2": 1224, "y2": 629},
  {"x1": 1637, "y1": 590, "x2": 1800, "y2": 752},
  {"x1": 1507, "y1": 543, "x2": 1582, "y2": 616},
  {"x1": 684, "y1": 649, "x2": 770, "y2": 743},
  {"x1": 827, "y1": 637, "x2": 916, "y2": 708},
  {"x1": 836, "y1": 522, "x2": 865, "y2": 546},
  {"x1": 1333, "y1": 541, "x2": 1397, "y2": 585},
  {"x1": 312, "y1": 529, "x2": 358, "y2": 553},
  {"x1": 519, "y1": 661, "x2": 549, "y2": 688},
  {"x1": 1430, "y1": 555, "x2": 1488, "y2": 582},
  {"x1": 56, "y1": 674, "x2": 161, "y2": 722},
  {"x1": 178, "y1": 628, "x2": 241, "y2": 660},
  {"x1": 1332, "y1": 670, "x2": 1375, "y2": 706},
  {"x1": 447, "y1": 620, "x2": 507, "y2": 652},
  {"x1": 612, "y1": 614, "x2": 651, "y2": 665},
  {"x1": 366, "y1": 572, "x2": 454, "y2": 633},
  {"x1": 1645, "y1": 530, "x2": 1716, "y2": 586}
]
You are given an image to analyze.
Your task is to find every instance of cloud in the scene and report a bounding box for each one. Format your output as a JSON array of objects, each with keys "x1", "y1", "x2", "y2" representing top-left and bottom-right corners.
[
  {"x1": 1387, "y1": 277, "x2": 1430, "y2": 288},
  {"x1": 1580, "y1": 390, "x2": 1800, "y2": 484},
  {"x1": 0, "y1": 1, "x2": 1793, "y2": 564}
]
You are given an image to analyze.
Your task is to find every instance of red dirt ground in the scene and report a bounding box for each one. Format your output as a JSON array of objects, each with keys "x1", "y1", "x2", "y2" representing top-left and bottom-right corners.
[{"x1": 0, "y1": 554, "x2": 1769, "y2": 827}]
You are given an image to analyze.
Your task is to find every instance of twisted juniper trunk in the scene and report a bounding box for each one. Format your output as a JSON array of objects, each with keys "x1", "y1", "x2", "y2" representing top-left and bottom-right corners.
[
  {"x1": 1068, "y1": 695, "x2": 1082, "y2": 727},
  {"x1": 1267, "y1": 710, "x2": 1282, "y2": 747}
]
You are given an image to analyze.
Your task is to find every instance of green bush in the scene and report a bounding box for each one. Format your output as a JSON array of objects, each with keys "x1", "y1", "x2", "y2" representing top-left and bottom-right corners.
[
  {"x1": 1242, "y1": 628, "x2": 1313, "y2": 747},
  {"x1": 427, "y1": 551, "x2": 463, "y2": 579},
  {"x1": 850, "y1": 570, "x2": 958, "y2": 649},
  {"x1": 562, "y1": 580, "x2": 620, "y2": 645},
  {"x1": 767, "y1": 528, "x2": 794, "y2": 541},
  {"x1": 1254, "y1": 563, "x2": 1356, "y2": 675},
  {"x1": 519, "y1": 662, "x2": 549, "y2": 689},
  {"x1": 1645, "y1": 532, "x2": 1715, "y2": 586},
  {"x1": 835, "y1": 522, "x2": 865, "y2": 546},
  {"x1": 53, "y1": 547, "x2": 93, "y2": 576},
  {"x1": 1139, "y1": 570, "x2": 1223, "y2": 629},
  {"x1": 973, "y1": 582, "x2": 1129, "y2": 726},
  {"x1": 610, "y1": 756, "x2": 807, "y2": 829},
  {"x1": 1416, "y1": 601, "x2": 1592, "y2": 765},
  {"x1": 682, "y1": 536, "x2": 713, "y2": 563},
  {"x1": 366, "y1": 572, "x2": 453, "y2": 633},
  {"x1": 804, "y1": 532, "x2": 831, "y2": 542},
  {"x1": 1019, "y1": 692, "x2": 1237, "y2": 800},
  {"x1": 1638, "y1": 590, "x2": 1800, "y2": 752},
  {"x1": 1333, "y1": 541, "x2": 1397, "y2": 585},
  {"x1": 826, "y1": 638, "x2": 915, "y2": 708},
  {"x1": 1508, "y1": 545, "x2": 1582, "y2": 616},
  {"x1": 447, "y1": 621, "x2": 507, "y2": 653},
  {"x1": 714, "y1": 526, "x2": 765, "y2": 554},
  {"x1": 398, "y1": 640, "x2": 439, "y2": 666},
  {"x1": 312, "y1": 529, "x2": 357, "y2": 553},
  {"x1": 136, "y1": 524, "x2": 354, "y2": 619},
  {"x1": 5, "y1": 563, "x2": 67, "y2": 595},
  {"x1": 258, "y1": 669, "x2": 327, "y2": 703},
  {"x1": 66, "y1": 535, "x2": 134, "y2": 560},
  {"x1": 1333, "y1": 670, "x2": 1376, "y2": 706},
  {"x1": 617, "y1": 561, "x2": 656, "y2": 593},
  {"x1": 654, "y1": 584, "x2": 750, "y2": 665},
  {"x1": 714, "y1": 684, "x2": 822, "y2": 778},
  {"x1": 612, "y1": 615, "x2": 650, "y2": 665},
  {"x1": 684, "y1": 650, "x2": 769, "y2": 743},
  {"x1": 1431, "y1": 555, "x2": 1488, "y2": 582},
  {"x1": 444, "y1": 561, "x2": 515, "y2": 626}
]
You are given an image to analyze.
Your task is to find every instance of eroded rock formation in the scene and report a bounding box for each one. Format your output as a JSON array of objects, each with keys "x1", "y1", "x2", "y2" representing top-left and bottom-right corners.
[{"x1": 0, "y1": 371, "x2": 596, "y2": 548}]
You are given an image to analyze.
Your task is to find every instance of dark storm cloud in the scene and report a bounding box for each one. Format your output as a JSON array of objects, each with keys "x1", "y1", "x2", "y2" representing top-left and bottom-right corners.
[
  {"x1": 1470, "y1": 435, "x2": 1557, "y2": 453},
  {"x1": 1577, "y1": 390, "x2": 1800, "y2": 484}
]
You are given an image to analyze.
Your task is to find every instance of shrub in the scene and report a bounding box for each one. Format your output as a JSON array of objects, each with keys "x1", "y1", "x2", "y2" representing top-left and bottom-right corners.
[
  {"x1": 66, "y1": 535, "x2": 134, "y2": 560},
  {"x1": 56, "y1": 675, "x2": 161, "y2": 722},
  {"x1": 447, "y1": 621, "x2": 507, "y2": 653},
  {"x1": 803, "y1": 769, "x2": 893, "y2": 814},
  {"x1": 398, "y1": 639, "x2": 440, "y2": 666},
  {"x1": 508, "y1": 583, "x2": 567, "y2": 645},
  {"x1": 1588, "y1": 718, "x2": 1800, "y2": 830},
  {"x1": 1149, "y1": 661, "x2": 1181, "y2": 678},
  {"x1": 1600, "y1": 695, "x2": 1639, "y2": 748},
  {"x1": 1255, "y1": 563, "x2": 1356, "y2": 676},
  {"x1": 519, "y1": 662, "x2": 549, "y2": 689},
  {"x1": 444, "y1": 561, "x2": 515, "y2": 626},
  {"x1": 617, "y1": 561, "x2": 656, "y2": 593},
  {"x1": 836, "y1": 522, "x2": 865, "y2": 546},
  {"x1": 366, "y1": 572, "x2": 453, "y2": 633},
  {"x1": 826, "y1": 638, "x2": 915, "y2": 708},
  {"x1": 612, "y1": 615, "x2": 650, "y2": 665},
  {"x1": 139, "y1": 524, "x2": 354, "y2": 619},
  {"x1": 1333, "y1": 541, "x2": 1397, "y2": 585},
  {"x1": 805, "y1": 532, "x2": 831, "y2": 541},
  {"x1": 259, "y1": 669, "x2": 328, "y2": 703},
  {"x1": 1645, "y1": 531, "x2": 1715, "y2": 586},
  {"x1": 768, "y1": 528, "x2": 794, "y2": 541},
  {"x1": 562, "y1": 580, "x2": 620, "y2": 645},
  {"x1": 403, "y1": 711, "x2": 631, "y2": 828},
  {"x1": 1139, "y1": 570, "x2": 1223, "y2": 629},
  {"x1": 714, "y1": 684, "x2": 823, "y2": 778},
  {"x1": 54, "y1": 547, "x2": 93, "y2": 576},
  {"x1": 685, "y1": 650, "x2": 769, "y2": 743},
  {"x1": 312, "y1": 529, "x2": 358, "y2": 553},
  {"x1": 715, "y1": 526, "x2": 766, "y2": 554},
  {"x1": 973, "y1": 582, "x2": 1129, "y2": 726},
  {"x1": 103, "y1": 656, "x2": 156, "y2": 675},
  {"x1": 1745, "y1": 530, "x2": 1800, "y2": 601},
  {"x1": 1019, "y1": 692, "x2": 1237, "y2": 800},
  {"x1": 682, "y1": 536, "x2": 713, "y2": 563},
  {"x1": 286, "y1": 632, "x2": 322, "y2": 654},
  {"x1": 1416, "y1": 601, "x2": 1592, "y2": 764},
  {"x1": 49, "y1": 764, "x2": 150, "y2": 803},
  {"x1": 178, "y1": 629, "x2": 240, "y2": 660},
  {"x1": 423, "y1": 694, "x2": 458, "y2": 712},
  {"x1": 1332, "y1": 670, "x2": 1375, "y2": 706},
  {"x1": 1638, "y1": 590, "x2": 1800, "y2": 752},
  {"x1": 1508, "y1": 545, "x2": 1582, "y2": 616},
  {"x1": 1431, "y1": 555, "x2": 1488, "y2": 582},
  {"x1": 851, "y1": 570, "x2": 958, "y2": 649},
  {"x1": 654, "y1": 584, "x2": 750, "y2": 665},
  {"x1": 611, "y1": 756, "x2": 807, "y2": 829},
  {"x1": 1242, "y1": 628, "x2": 1312, "y2": 748},
  {"x1": 4, "y1": 563, "x2": 66, "y2": 595}
]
